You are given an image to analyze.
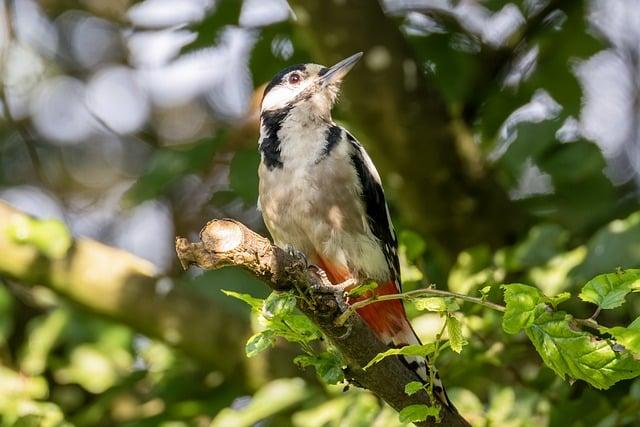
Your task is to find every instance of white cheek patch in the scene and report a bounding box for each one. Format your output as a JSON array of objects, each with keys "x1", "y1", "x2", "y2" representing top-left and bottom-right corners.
[{"x1": 261, "y1": 81, "x2": 312, "y2": 111}]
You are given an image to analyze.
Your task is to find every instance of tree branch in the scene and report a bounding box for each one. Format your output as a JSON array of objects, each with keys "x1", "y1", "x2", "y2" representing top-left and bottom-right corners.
[
  {"x1": 176, "y1": 219, "x2": 471, "y2": 427},
  {"x1": 0, "y1": 201, "x2": 250, "y2": 376}
]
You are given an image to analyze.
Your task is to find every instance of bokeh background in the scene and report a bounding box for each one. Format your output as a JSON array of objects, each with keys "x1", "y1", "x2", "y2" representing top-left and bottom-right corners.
[{"x1": 1, "y1": 0, "x2": 640, "y2": 426}]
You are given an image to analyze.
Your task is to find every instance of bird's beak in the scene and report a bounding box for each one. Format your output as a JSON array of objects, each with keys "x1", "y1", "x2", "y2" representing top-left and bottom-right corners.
[{"x1": 319, "y1": 52, "x2": 363, "y2": 86}]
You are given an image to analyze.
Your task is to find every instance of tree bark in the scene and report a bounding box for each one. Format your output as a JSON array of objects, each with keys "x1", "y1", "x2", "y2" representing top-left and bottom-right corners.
[
  {"x1": 289, "y1": 0, "x2": 524, "y2": 255},
  {"x1": 176, "y1": 219, "x2": 471, "y2": 427}
]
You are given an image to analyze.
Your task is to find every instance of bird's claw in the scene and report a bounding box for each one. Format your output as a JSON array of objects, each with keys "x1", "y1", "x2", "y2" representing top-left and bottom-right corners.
[
  {"x1": 284, "y1": 245, "x2": 332, "y2": 283},
  {"x1": 285, "y1": 245, "x2": 308, "y2": 266},
  {"x1": 333, "y1": 278, "x2": 358, "y2": 293}
]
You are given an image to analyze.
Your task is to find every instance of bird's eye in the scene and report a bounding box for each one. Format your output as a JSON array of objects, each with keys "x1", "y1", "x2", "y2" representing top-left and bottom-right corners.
[{"x1": 288, "y1": 73, "x2": 301, "y2": 85}]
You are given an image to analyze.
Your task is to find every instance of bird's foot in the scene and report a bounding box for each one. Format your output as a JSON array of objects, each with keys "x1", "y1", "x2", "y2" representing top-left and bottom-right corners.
[
  {"x1": 333, "y1": 278, "x2": 358, "y2": 293},
  {"x1": 283, "y1": 245, "x2": 332, "y2": 283},
  {"x1": 285, "y1": 245, "x2": 308, "y2": 265}
]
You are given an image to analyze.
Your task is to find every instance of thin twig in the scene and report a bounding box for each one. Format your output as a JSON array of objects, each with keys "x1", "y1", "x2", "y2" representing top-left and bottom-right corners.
[
  {"x1": 337, "y1": 286, "x2": 505, "y2": 326},
  {"x1": 574, "y1": 317, "x2": 601, "y2": 331},
  {"x1": 590, "y1": 306, "x2": 602, "y2": 321}
]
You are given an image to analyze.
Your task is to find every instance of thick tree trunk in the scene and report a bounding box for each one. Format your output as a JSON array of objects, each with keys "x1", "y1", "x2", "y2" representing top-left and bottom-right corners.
[{"x1": 289, "y1": 0, "x2": 524, "y2": 255}]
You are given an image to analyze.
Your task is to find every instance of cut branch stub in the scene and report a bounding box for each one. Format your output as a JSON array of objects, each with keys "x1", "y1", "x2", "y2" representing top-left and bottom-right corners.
[{"x1": 175, "y1": 219, "x2": 471, "y2": 427}]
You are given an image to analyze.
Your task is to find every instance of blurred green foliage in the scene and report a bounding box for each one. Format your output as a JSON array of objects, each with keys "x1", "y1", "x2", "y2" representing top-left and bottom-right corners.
[{"x1": 1, "y1": 0, "x2": 640, "y2": 426}]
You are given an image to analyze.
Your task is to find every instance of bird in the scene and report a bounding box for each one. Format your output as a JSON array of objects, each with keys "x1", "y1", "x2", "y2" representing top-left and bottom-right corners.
[{"x1": 256, "y1": 52, "x2": 455, "y2": 411}]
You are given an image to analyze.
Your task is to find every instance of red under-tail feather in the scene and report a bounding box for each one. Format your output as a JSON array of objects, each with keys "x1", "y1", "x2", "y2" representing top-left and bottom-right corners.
[
  {"x1": 312, "y1": 254, "x2": 456, "y2": 410},
  {"x1": 313, "y1": 254, "x2": 416, "y2": 343}
]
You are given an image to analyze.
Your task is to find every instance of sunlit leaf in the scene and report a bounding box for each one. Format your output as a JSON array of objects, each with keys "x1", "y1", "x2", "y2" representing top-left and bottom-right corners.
[
  {"x1": 579, "y1": 269, "x2": 640, "y2": 309},
  {"x1": 348, "y1": 281, "x2": 378, "y2": 297},
  {"x1": 398, "y1": 404, "x2": 439, "y2": 423},
  {"x1": 281, "y1": 313, "x2": 322, "y2": 342},
  {"x1": 404, "y1": 381, "x2": 424, "y2": 396},
  {"x1": 501, "y1": 284, "x2": 543, "y2": 334},
  {"x1": 526, "y1": 308, "x2": 640, "y2": 389},
  {"x1": 245, "y1": 330, "x2": 276, "y2": 358},
  {"x1": 263, "y1": 291, "x2": 297, "y2": 319},
  {"x1": 364, "y1": 343, "x2": 437, "y2": 370},
  {"x1": 294, "y1": 351, "x2": 344, "y2": 384},
  {"x1": 447, "y1": 316, "x2": 465, "y2": 354},
  {"x1": 599, "y1": 317, "x2": 640, "y2": 355},
  {"x1": 546, "y1": 292, "x2": 571, "y2": 309},
  {"x1": 221, "y1": 289, "x2": 264, "y2": 311},
  {"x1": 415, "y1": 297, "x2": 460, "y2": 313}
]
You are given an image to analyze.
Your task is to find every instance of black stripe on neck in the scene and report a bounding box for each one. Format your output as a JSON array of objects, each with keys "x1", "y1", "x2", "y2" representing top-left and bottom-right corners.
[
  {"x1": 260, "y1": 106, "x2": 292, "y2": 170},
  {"x1": 315, "y1": 125, "x2": 342, "y2": 164}
]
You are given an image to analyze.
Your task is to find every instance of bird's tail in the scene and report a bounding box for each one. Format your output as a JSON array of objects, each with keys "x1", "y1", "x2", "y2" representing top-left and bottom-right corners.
[
  {"x1": 313, "y1": 255, "x2": 455, "y2": 410},
  {"x1": 353, "y1": 281, "x2": 455, "y2": 411}
]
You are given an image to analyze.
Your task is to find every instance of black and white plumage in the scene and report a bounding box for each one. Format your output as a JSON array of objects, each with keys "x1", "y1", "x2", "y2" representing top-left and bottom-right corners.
[{"x1": 256, "y1": 53, "x2": 454, "y2": 410}]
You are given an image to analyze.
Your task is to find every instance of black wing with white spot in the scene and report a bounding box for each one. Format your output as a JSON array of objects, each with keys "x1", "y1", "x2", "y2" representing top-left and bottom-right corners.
[{"x1": 347, "y1": 132, "x2": 401, "y2": 290}]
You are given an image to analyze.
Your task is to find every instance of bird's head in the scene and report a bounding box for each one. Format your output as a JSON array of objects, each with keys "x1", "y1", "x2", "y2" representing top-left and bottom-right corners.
[{"x1": 260, "y1": 52, "x2": 363, "y2": 120}]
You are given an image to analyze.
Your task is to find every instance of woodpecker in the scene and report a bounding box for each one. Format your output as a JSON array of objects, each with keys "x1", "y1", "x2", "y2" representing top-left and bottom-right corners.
[{"x1": 257, "y1": 52, "x2": 455, "y2": 410}]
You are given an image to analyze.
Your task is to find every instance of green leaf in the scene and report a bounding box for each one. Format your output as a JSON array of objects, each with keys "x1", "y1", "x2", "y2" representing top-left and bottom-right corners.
[
  {"x1": 599, "y1": 316, "x2": 640, "y2": 355},
  {"x1": 579, "y1": 269, "x2": 640, "y2": 309},
  {"x1": 245, "y1": 331, "x2": 275, "y2": 358},
  {"x1": 447, "y1": 316, "x2": 465, "y2": 354},
  {"x1": 404, "y1": 381, "x2": 424, "y2": 396},
  {"x1": 414, "y1": 297, "x2": 459, "y2": 312},
  {"x1": 364, "y1": 343, "x2": 437, "y2": 370},
  {"x1": 280, "y1": 313, "x2": 322, "y2": 342},
  {"x1": 263, "y1": 291, "x2": 297, "y2": 319},
  {"x1": 415, "y1": 297, "x2": 446, "y2": 312},
  {"x1": 398, "y1": 404, "x2": 440, "y2": 423},
  {"x1": 479, "y1": 285, "x2": 492, "y2": 298},
  {"x1": 221, "y1": 290, "x2": 263, "y2": 311},
  {"x1": 526, "y1": 308, "x2": 640, "y2": 389},
  {"x1": 294, "y1": 351, "x2": 344, "y2": 384},
  {"x1": 348, "y1": 281, "x2": 378, "y2": 297},
  {"x1": 501, "y1": 284, "x2": 543, "y2": 334},
  {"x1": 546, "y1": 292, "x2": 571, "y2": 309}
]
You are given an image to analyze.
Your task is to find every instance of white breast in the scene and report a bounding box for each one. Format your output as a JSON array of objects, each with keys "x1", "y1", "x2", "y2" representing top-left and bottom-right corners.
[{"x1": 258, "y1": 116, "x2": 390, "y2": 282}]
